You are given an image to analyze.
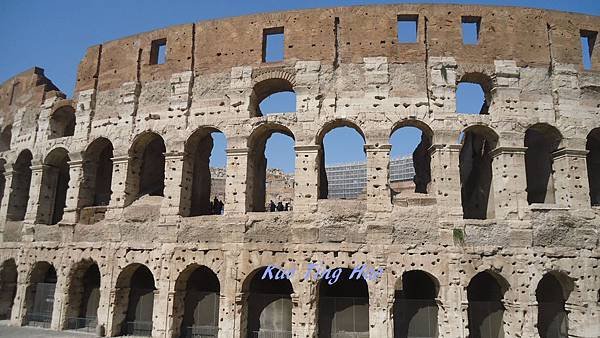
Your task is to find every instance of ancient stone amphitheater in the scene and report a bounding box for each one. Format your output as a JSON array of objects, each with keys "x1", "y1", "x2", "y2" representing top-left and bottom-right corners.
[{"x1": 0, "y1": 3, "x2": 599, "y2": 338}]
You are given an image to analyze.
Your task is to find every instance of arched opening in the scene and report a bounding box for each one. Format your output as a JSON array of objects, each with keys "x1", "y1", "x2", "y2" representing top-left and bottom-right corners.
[
  {"x1": 586, "y1": 128, "x2": 600, "y2": 206},
  {"x1": 390, "y1": 122, "x2": 432, "y2": 196},
  {"x1": 525, "y1": 124, "x2": 562, "y2": 204},
  {"x1": 393, "y1": 270, "x2": 439, "y2": 338},
  {"x1": 7, "y1": 150, "x2": 32, "y2": 221},
  {"x1": 0, "y1": 259, "x2": 17, "y2": 320},
  {"x1": 459, "y1": 126, "x2": 498, "y2": 219},
  {"x1": 246, "y1": 125, "x2": 295, "y2": 212},
  {"x1": 65, "y1": 261, "x2": 100, "y2": 332},
  {"x1": 251, "y1": 78, "x2": 296, "y2": 117},
  {"x1": 243, "y1": 267, "x2": 293, "y2": 337},
  {"x1": 113, "y1": 264, "x2": 155, "y2": 337},
  {"x1": 84, "y1": 138, "x2": 114, "y2": 207},
  {"x1": 467, "y1": 271, "x2": 507, "y2": 338},
  {"x1": 128, "y1": 132, "x2": 166, "y2": 205},
  {"x1": 318, "y1": 122, "x2": 367, "y2": 200},
  {"x1": 0, "y1": 125, "x2": 12, "y2": 151},
  {"x1": 318, "y1": 268, "x2": 369, "y2": 337},
  {"x1": 0, "y1": 159, "x2": 5, "y2": 211},
  {"x1": 456, "y1": 73, "x2": 492, "y2": 115},
  {"x1": 183, "y1": 128, "x2": 226, "y2": 216},
  {"x1": 174, "y1": 265, "x2": 220, "y2": 338},
  {"x1": 24, "y1": 262, "x2": 57, "y2": 328},
  {"x1": 536, "y1": 272, "x2": 571, "y2": 338},
  {"x1": 40, "y1": 148, "x2": 70, "y2": 225},
  {"x1": 49, "y1": 106, "x2": 76, "y2": 139}
]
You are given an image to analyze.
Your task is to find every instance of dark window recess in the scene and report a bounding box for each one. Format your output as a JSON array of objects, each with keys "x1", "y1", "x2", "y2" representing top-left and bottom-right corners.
[
  {"x1": 581, "y1": 30, "x2": 597, "y2": 70},
  {"x1": 9, "y1": 82, "x2": 20, "y2": 106},
  {"x1": 263, "y1": 27, "x2": 284, "y2": 62},
  {"x1": 397, "y1": 15, "x2": 418, "y2": 43},
  {"x1": 462, "y1": 16, "x2": 481, "y2": 45},
  {"x1": 150, "y1": 38, "x2": 167, "y2": 65}
]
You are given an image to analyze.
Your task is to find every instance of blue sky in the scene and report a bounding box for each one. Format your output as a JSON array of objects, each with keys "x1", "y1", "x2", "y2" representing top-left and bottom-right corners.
[{"x1": 1, "y1": 0, "x2": 598, "y2": 173}]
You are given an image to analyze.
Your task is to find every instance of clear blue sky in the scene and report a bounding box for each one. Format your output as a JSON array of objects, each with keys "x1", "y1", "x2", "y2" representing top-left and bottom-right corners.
[{"x1": 2, "y1": 0, "x2": 598, "y2": 173}]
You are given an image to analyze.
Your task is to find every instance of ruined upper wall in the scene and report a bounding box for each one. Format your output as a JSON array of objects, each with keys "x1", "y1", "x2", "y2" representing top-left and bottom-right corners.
[{"x1": 71, "y1": 4, "x2": 600, "y2": 94}]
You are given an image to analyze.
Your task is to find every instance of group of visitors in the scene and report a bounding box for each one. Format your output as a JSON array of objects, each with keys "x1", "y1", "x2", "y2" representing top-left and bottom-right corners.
[
  {"x1": 268, "y1": 200, "x2": 292, "y2": 212},
  {"x1": 210, "y1": 197, "x2": 224, "y2": 215}
]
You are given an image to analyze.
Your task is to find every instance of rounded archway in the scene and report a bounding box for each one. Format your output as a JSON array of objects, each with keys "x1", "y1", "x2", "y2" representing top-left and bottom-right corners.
[
  {"x1": 24, "y1": 262, "x2": 57, "y2": 328},
  {"x1": 127, "y1": 132, "x2": 166, "y2": 205},
  {"x1": 7, "y1": 150, "x2": 33, "y2": 221},
  {"x1": 536, "y1": 272, "x2": 572, "y2": 338},
  {"x1": 393, "y1": 270, "x2": 439, "y2": 338},
  {"x1": 524, "y1": 123, "x2": 562, "y2": 204},
  {"x1": 113, "y1": 264, "x2": 156, "y2": 337},
  {"x1": 390, "y1": 120, "x2": 433, "y2": 195},
  {"x1": 64, "y1": 260, "x2": 101, "y2": 332},
  {"x1": 41, "y1": 148, "x2": 70, "y2": 225},
  {"x1": 0, "y1": 259, "x2": 17, "y2": 320},
  {"x1": 83, "y1": 138, "x2": 114, "y2": 208},
  {"x1": 49, "y1": 105, "x2": 76, "y2": 139},
  {"x1": 586, "y1": 128, "x2": 600, "y2": 206},
  {"x1": 250, "y1": 77, "x2": 296, "y2": 117},
  {"x1": 466, "y1": 270, "x2": 508, "y2": 338}
]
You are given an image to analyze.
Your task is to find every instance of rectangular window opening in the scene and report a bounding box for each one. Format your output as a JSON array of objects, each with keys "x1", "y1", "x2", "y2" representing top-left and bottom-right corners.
[
  {"x1": 461, "y1": 16, "x2": 481, "y2": 45},
  {"x1": 581, "y1": 30, "x2": 597, "y2": 70},
  {"x1": 9, "y1": 82, "x2": 19, "y2": 106},
  {"x1": 263, "y1": 27, "x2": 284, "y2": 63},
  {"x1": 397, "y1": 15, "x2": 418, "y2": 43},
  {"x1": 150, "y1": 38, "x2": 167, "y2": 65}
]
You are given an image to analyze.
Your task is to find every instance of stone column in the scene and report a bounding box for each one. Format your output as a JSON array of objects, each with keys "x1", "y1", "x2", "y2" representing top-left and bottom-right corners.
[
  {"x1": 50, "y1": 273, "x2": 67, "y2": 330},
  {"x1": 430, "y1": 144, "x2": 463, "y2": 244},
  {"x1": 152, "y1": 286, "x2": 169, "y2": 338},
  {"x1": 293, "y1": 145, "x2": 320, "y2": 213},
  {"x1": 490, "y1": 147, "x2": 528, "y2": 220},
  {"x1": 219, "y1": 249, "x2": 240, "y2": 338},
  {"x1": 369, "y1": 275, "x2": 390, "y2": 337},
  {"x1": 224, "y1": 148, "x2": 249, "y2": 214},
  {"x1": 95, "y1": 280, "x2": 112, "y2": 336},
  {"x1": 552, "y1": 148, "x2": 591, "y2": 208},
  {"x1": 365, "y1": 143, "x2": 392, "y2": 213},
  {"x1": 0, "y1": 165, "x2": 15, "y2": 240},
  {"x1": 105, "y1": 155, "x2": 131, "y2": 219},
  {"x1": 24, "y1": 163, "x2": 58, "y2": 228},
  {"x1": 160, "y1": 152, "x2": 186, "y2": 223},
  {"x1": 440, "y1": 257, "x2": 464, "y2": 337},
  {"x1": 10, "y1": 263, "x2": 29, "y2": 326},
  {"x1": 61, "y1": 156, "x2": 84, "y2": 224}
]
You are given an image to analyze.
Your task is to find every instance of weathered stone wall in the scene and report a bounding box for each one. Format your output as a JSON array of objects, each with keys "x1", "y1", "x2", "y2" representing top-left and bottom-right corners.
[{"x1": 0, "y1": 4, "x2": 599, "y2": 338}]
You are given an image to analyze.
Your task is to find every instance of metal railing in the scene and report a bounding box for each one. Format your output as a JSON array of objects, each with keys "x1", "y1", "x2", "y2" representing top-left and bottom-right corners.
[
  {"x1": 25, "y1": 312, "x2": 52, "y2": 328},
  {"x1": 328, "y1": 333, "x2": 369, "y2": 338},
  {"x1": 249, "y1": 330, "x2": 293, "y2": 338},
  {"x1": 66, "y1": 316, "x2": 97, "y2": 332},
  {"x1": 123, "y1": 321, "x2": 153, "y2": 336},
  {"x1": 181, "y1": 325, "x2": 218, "y2": 338}
]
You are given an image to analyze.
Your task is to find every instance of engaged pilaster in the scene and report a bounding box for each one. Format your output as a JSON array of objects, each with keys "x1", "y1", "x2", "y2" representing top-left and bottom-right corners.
[
  {"x1": 553, "y1": 148, "x2": 591, "y2": 208},
  {"x1": 225, "y1": 148, "x2": 249, "y2": 214},
  {"x1": 365, "y1": 143, "x2": 392, "y2": 212},
  {"x1": 293, "y1": 145, "x2": 320, "y2": 213}
]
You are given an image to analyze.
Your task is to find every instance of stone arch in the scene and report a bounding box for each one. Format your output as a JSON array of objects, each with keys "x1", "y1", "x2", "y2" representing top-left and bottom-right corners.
[
  {"x1": 127, "y1": 131, "x2": 166, "y2": 206},
  {"x1": 317, "y1": 267, "x2": 369, "y2": 337},
  {"x1": 64, "y1": 259, "x2": 101, "y2": 331},
  {"x1": 49, "y1": 103, "x2": 76, "y2": 139},
  {"x1": 0, "y1": 125, "x2": 12, "y2": 151},
  {"x1": 586, "y1": 128, "x2": 600, "y2": 206},
  {"x1": 466, "y1": 270, "x2": 509, "y2": 338},
  {"x1": 524, "y1": 123, "x2": 563, "y2": 204},
  {"x1": 39, "y1": 147, "x2": 70, "y2": 225},
  {"x1": 0, "y1": 258, "x2": 17, "y2": 320},
  {"x1": 241, "y1": 266, "x2": 294, "y2": 337},
  {"x1": 316, "y1": 119, "x2": 367, "y2": 200},
  {"x1": 246, "y1": 123, "x2": 295, "y2": 212},
  {"x1": 250, "y1": 72, "x2": 296, "y2": 117},
  {"x1": 24, "y1": 261, "x2": 57, "y2": 327},
  {"x1": 459, "y1": 125, "x2": 499, "y2": 219},
  {"x1": 112, "y1": 263, "x2": 156, "y2": 336},
  {"x1": 183, "y1": 127, "x2": 225, "y2": 216},
  {"x1": 536, "y1": 271, "x2": 573, "y2": 338},
  {"x1": 390, "y1": 119, "x2": 434, "y2": 194},
  {"x1": 82, "y1": 137, "x2": 114, "y2": 208},
  {"x1": 456, "y1": 72, "x2": 494, "y2": 115},
  {"x1": 172, "y1": 264, "x2": 220, "y2": 338},
  {"x1": 6, "y1": 149, "x2": 32, "y2": 221},
  {"x1": 393, "y1": 270, "x2": 439, "y2": 338}
]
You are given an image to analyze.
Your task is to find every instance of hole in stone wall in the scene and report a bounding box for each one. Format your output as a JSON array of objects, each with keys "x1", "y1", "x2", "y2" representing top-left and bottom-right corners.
[
  {"x1": 581, "y1": 30, "x2": 597, "y2": 70},
  {"x1": 185, "y1": 129, "x2": 226, "y2": 216},
  {"x1": 131, "y1": 133, "x2": 166, "y2": 200},
  {"x1": 42, "y1": 148, "x2": 70, "y2": 225},
  {"x1": 397, "y1": 15, "x2": 418, "y2": 43},
  {"x1": 587, "y1": 128, "x2": 600, "y2": 206},
  {"x1": 263, "y1": 27, "x2": 284, "y2": 62},
  {"x1": 456, "y1": 83, "x2": 487, "y2": 114},
  {"x1": 247, "y1": 125, "x2": 294, "y2": 212},
  {"x1": 462, "y1": 16, "x2": 481, "y2": 45},
  {"x1": 319, "y1": 124, "x2": 366, "y2": 200},
  {"x1": 393, "y1": 270, "x2": 439, "y2": 338},
  {"x1": 536, "y1": 273, "x2": 569, "y2": 338},
  {"x1": 459, "y1": 126, "x2": 497, "y2": 219},
  {"x1": 0, "y1": 259, "x2": 17, "y2": 320},
  {"x1": 49, "y1": 106, "x2": 76, "y2": 139},
  {"x1": 83, "y1": 138, "x2": 114, "y2": 208},
  {"x1": 244, "y1": 267, "x2": 293, "y2": 337},
  {"x1": 7, "y1": 149, "x2": 32, "y2": 221},
  {"x1": 318, "y1": 268, "x2": 369, "y2": 337},
  {"x1": 251, "y1": 78, "x2": 295, "y2": 117},
  {"x1": 150, "y1": 38, "x2": 167, "y2": 65},
  {"x1": 525, "y1": 124, "x2": 561, "y2": 204},
  {"x1": 390, "y1": 125, "x2": 432, "y2": 195},
  {"x1": 0, "y1": 125, "x2": 12, "y2": 151},
  {"x1": 25, "y1": 262, "x2": 57, "y2": 328},
  {"x1": 467, "y1": 271, "x2": 506, "y2": 338}
]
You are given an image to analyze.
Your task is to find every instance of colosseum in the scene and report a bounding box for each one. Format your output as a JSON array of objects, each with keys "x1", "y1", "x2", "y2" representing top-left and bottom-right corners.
[{"x1": 0, "y1": 3, "x2": 599, "y2": 338}]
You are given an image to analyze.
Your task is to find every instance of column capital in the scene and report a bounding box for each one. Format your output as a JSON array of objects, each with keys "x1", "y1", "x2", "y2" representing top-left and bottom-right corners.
[
  {"x1": 429, "y1": 143, "x2": 462, "y2": 153},
  {"x1": 226, "y1": 148, "x2": 249, "y2": 155},
  {"x1": 294, "y1": 144, "x2": 321, "y2": 152},
  {"x1": 29, "y1": 164, "x2": 50, "y2": 172},
  {"x1": 110, "y1": 155, "x2": 130, "y2": 164},
  {"x1": 490, "y1": 146, "x2": 527, "y2": 158},
  {"x1": 364, "y1": 143, "x2": 392, "y2": 151},
  {"x1": 552, "y1": 148, "x2": 588, "y2": 159},
  {"x1": 164, "y1": 151, "x2": 187, "y2": 160}
]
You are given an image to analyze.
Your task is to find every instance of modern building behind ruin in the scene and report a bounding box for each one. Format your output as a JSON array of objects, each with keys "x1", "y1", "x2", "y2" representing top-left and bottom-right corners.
[{"x1": 0, "y1": 3, "x2": 599, "y2": 338}]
